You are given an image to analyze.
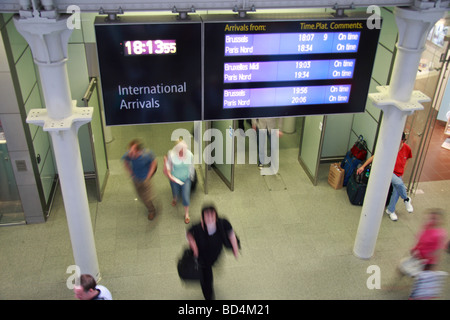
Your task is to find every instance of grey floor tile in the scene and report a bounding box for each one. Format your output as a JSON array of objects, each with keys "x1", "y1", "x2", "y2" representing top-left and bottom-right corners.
[{"x1": 1, "y1": 123, "x2": 449, "y2": 301}]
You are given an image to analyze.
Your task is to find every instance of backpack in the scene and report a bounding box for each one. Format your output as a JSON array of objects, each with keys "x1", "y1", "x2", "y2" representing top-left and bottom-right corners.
[{"x1": 350, "y1": 135, "x2": 368, "y2": 161}]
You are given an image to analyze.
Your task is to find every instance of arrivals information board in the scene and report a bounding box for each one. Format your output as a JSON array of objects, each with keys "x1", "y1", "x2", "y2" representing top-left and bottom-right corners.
[{"x1": 203, "y1": 14, "x2": 381, "y2": 120}]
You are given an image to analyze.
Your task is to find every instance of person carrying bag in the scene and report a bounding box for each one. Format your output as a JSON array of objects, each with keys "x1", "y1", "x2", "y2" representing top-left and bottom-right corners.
[{"x1": 182, "y1": 204, "x2": 240, "y2": 300}]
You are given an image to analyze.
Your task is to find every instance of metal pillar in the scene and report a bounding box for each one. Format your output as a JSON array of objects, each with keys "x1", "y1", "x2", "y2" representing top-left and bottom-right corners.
[
  {"x1": 14, "y1": 14, "x2": 100, "y2": 279},
  {"x1": 353, "y1": 6, "x2": 445, "y2": 259}
]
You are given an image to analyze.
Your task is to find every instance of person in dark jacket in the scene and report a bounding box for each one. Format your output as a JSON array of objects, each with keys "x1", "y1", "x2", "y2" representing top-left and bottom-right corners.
[{"x1": 186, "y1": 204, "x2": 239, "y2": 299}]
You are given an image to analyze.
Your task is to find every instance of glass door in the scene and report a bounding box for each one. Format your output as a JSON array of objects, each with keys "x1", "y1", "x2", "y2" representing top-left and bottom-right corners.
[
  {"x1": 0, "y1": 122, "x2": 25, "y2": 225},
  {"x1": 82, "y1": 77, "x2": 109, "y2": 201},
  {"x1": 208, "y1": 120, "x2": 235, "y2": 191},
  {"x1": 298, "y1": 115, "x2": 326, "y2": 185},
  {"x1": 404, "y1": 17, "x2": 450, "y2": 193}
]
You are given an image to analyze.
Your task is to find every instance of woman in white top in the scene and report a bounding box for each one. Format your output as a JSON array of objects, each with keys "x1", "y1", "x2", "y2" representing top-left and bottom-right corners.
[{"x1": 164, "y1": 139, "x2": 195, "y2": 224}]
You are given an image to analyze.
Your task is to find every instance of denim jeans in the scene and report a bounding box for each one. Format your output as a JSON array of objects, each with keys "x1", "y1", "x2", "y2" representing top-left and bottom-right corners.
[
  {"x1": 170, "y1": 178, "x2": 192, "y2": 206},
  {"x1": 256, "y1": 128, "x2": 271, "y2": 166},
  {"x1": 387, "y1": 173, "x2": 408, "y2": 213}
]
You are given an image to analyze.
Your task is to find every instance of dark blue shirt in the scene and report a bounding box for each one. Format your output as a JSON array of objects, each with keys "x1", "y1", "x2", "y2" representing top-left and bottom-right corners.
[{"x1": 122, "y1": 150, "x2": 155, "y2": 182}]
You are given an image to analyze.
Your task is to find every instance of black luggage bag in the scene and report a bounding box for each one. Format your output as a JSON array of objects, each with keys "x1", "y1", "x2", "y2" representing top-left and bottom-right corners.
[
  {"x1": 347, "y1": 171, "x2": 367, "y2": 206},
  {"x1": 177, "y1": 249, "x2": 201, "y2": 281},
  {"x1": 341, "y1": 151, "x2": 362, "y2": 186}
]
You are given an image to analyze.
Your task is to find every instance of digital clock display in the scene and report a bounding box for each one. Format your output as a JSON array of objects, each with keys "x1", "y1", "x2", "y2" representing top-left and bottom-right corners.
[
  {"x1": 94, "y1": 16, "x2": 202, "y2": 126},
  {"x1": 123, "y1": 40, "x2": 176, "y2": 56}
]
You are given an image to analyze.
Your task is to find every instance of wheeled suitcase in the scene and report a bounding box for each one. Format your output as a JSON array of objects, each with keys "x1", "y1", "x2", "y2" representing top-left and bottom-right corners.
[{"x1": 346, "y1": 172, "x2": 367, "y2": 205}]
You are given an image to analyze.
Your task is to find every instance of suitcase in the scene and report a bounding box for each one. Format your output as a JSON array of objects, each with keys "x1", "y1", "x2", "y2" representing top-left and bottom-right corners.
[
  {"x1": 347, "y1": 172, "x2": 367, "y2": 205},
  {"x1": 340, "y1": 151, "x2": 362, "y2": 186}
]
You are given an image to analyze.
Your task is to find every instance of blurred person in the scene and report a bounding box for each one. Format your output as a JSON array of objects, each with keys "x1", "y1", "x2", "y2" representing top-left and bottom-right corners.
[
  {"x1": 410, "y1": 209, "x2": 447, "y2": 270},
  {"x1": 122, "y1": 139, "x2": 158, "y2": 220},
  {"x1": 408, "y1": 209, "x2": 448, "y2": 299},
  {"x1": 356, "y1": 132, "x2": 413, "y2": 221},
  {"x1": 186, "y1": 204, "x2": 239, "y2": 300},
  {"x1": 164, "y1": 139, "x2": 195, "y2": 224},
  {"x1": 74, "y1": 274, "x2": 112, "y2": 300},
  {"x1": 252, "y1": 118, "x2": 283, "y2": 170}
]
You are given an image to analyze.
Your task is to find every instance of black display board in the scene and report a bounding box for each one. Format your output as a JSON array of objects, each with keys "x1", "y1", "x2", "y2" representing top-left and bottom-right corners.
[
  {"x1": 203, "y1": 14, "x2": 381, "y2": 120},
  {"x1": 94, "y1": 15, "x2": 202, "y2": 125}
]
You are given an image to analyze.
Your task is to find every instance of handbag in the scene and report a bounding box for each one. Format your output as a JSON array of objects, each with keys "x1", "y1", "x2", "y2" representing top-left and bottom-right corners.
[
  {"x1": 398, "y1": 254, "x2": 426, "y2": 277},
  {"x1": 350, "y1": 135, "x2": 368, "y2": 161},
  {"x1": 177, "y1": 248, "x2": 201, "y2": 281}
]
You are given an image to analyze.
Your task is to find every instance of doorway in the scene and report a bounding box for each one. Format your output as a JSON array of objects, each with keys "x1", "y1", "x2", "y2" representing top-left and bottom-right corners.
[
  {"x1": 419, "y1": 120, "x2": 450, "y2": 181},
  {"x1": 206, "y1": 117, "x2": 303, "y2": 192},
  {"x1": 404, "y1": 17, "x2": 450, "y2": 192}
]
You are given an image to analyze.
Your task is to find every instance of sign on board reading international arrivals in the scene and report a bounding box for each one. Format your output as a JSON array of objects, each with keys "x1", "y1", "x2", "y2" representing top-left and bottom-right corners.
[
  {"x1": 203, "y1": 14, "x2": 381, "y2": 120},
  {"x1": 94, "y1": 15, "x2": 202, "y2": 126}
]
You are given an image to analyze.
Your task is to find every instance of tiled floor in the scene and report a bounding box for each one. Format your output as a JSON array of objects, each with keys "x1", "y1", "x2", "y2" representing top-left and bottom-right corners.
[
  {"x1": 420, "y1": 120, "x2": 450, "y2": 182},
  {"x1": 0, "y1": 122, "x2": 449, "y2": 300}
]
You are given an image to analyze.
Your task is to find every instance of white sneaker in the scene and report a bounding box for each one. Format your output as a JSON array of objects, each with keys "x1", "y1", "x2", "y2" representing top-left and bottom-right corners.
[
  {"x1": 404, "y1": 198, "x2": 413, "y2": 213},
  {"x1": 386, "y1": 208, "x2": 398, "y2": 221}
]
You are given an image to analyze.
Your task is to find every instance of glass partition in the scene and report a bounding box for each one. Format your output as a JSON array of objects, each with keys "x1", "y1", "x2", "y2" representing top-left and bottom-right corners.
[
  {"x1": 298, "y1": 115, "x2": 325, "y2": 185},
  {"x1": 82, "y1": 77, "x2": 109, "y2": 201},
  {"x1": 0, "y1": 122, "x2": 25, "y2": 225},
  {"x1": 210, "y1": 119, "x2": 235, "y2": 191}
]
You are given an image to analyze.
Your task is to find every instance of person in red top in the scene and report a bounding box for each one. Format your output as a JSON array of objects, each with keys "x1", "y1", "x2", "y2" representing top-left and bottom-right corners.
[
  {"x1": 386, "y1": 132, "x2": 413, "y2": 221},
  {"x1": 411, "y1": 208, "x2": 447, "y2": 268},
  {"x1": 357, "y1": 132, "x2": 413, "y2": 221},
  {"x1": 407, "y1": 209, "x2": 448, "y2": 300}
]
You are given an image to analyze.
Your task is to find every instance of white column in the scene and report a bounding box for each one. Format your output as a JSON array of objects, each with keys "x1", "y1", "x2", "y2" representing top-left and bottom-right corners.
[
  {"x1": 14, "y1": 14, "x2": 100, "y2": 279},
  {"x1": 353, "y1": 7, "x2": 445, "y2": 259}
]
